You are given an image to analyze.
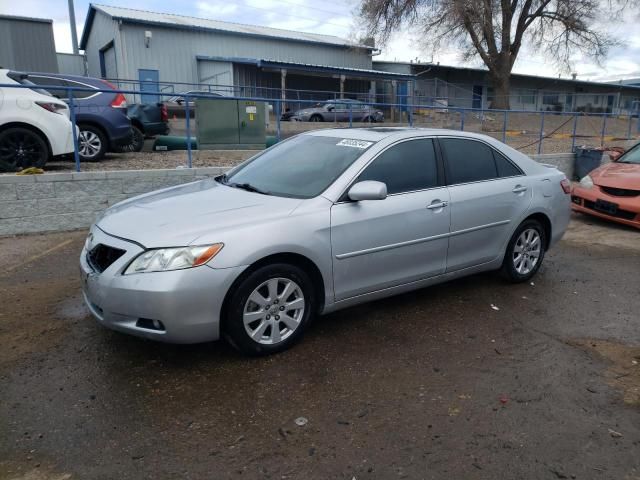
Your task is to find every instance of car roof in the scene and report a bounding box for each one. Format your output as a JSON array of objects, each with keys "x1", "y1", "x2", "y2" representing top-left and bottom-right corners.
[{"x1": 305, "y1": 127, "x2": 501, "y2": 142}]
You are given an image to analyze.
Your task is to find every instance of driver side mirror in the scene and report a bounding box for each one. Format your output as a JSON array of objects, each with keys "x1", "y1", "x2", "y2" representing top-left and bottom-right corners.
[{"x1": 348, "y1": 181, "x2": 387, "y2": 201}]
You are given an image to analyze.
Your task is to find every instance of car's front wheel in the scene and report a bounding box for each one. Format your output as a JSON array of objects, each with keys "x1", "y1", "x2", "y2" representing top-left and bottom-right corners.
[
  {"x1": 224, "y1": 264, "x2": 316, "y2": 355},
  {"x1": 501, "y1": 219, "x2": 546, "y2": 283}
]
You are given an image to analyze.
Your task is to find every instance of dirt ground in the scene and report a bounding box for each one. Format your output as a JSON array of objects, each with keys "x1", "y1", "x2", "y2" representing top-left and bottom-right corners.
[{"x1": 0, "y1": 213, "x2": 639, "y2": 480}]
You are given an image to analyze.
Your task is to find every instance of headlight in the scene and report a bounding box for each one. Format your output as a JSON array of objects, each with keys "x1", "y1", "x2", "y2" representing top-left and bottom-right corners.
[
  {"x1": 579, "y1": 175, "x2": 594, "y2": 189},
  {"x1": 124, "y1": 244, "x2": 223, "y2": 275}
]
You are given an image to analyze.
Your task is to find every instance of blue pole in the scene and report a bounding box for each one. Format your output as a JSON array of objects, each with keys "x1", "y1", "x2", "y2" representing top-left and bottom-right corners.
[
  {"x1": 571, "y1": 114, "x2": 579, "y2": 152},
  {"x1": 68, "y1": 88, "x2": 81, "y2": 172},
  {"x1": 502, "y1": 111, "x2": 508, "y2": 143},
  {"x1": 600, "y1": 114, "x2": 607, "y2": 147},
  {"x1": 276, "y1": 100, "x2": 281, "y2": 142},
  {"x1": 537, "y1": 111, "x2": 545, "y2": 155},
  {"x1": 185, "y1": 94, "x2": 192, "y2": 168}
]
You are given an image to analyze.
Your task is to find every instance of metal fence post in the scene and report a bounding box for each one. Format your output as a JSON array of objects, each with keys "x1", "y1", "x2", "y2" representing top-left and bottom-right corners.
[
  {"x1": 537, "y1": 111, "x2": 545, "y2": 155},
  {"x1": 68, "y1": 88, "x2": 81, "y2": 172},
  {"x1": 571, "y1": 114, "x2": 579, "y2": 152},
  {"x1": 276, "y1": 100, "x2": 281, "y2": 142},
  {"x1": 185, "y1": 94, "x2": 192, "y2": 168},
  {"x1": 502, "y1": 111, "x2": 508, "y2": 143},
  {"x1": 600, "y1": 114, "x2": 607, "y2": 147}
]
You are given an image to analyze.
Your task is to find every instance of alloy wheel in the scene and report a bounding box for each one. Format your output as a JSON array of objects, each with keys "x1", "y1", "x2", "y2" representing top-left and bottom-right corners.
[
  {"x1": 243, "y1": 277, "x2": 306, "y2": 345},
  {"x1": 513, "y1": 228, "x2": 541, "y2": 275},
  {"x1": 79, "y1": 130, "x2": 102, "y2": 159}
]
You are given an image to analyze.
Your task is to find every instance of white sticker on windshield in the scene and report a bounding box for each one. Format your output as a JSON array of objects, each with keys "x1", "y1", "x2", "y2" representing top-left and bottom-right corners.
[{"x1": 336, "y1": 139, "x2": 373, "y2": 149}]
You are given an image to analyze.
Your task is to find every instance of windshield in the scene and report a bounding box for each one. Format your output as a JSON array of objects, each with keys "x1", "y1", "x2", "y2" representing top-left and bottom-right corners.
[
  {"x1": 221, "y1": 135, "x2": 375, "y2": 198},
  {"x1": 618, "y1": 144, "x2": 640, "y2": 164}
]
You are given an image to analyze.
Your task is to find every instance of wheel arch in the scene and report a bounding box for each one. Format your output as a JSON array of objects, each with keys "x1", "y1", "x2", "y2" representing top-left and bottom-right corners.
[
  {"x1": 523, "y1": 212, "x2": 552, "y2": 250},
  {"x1": 0, "y1": 122, "x2": 52, "y2": 158},
  {"x1": 220, "y1": 252, "x2": 327, "y2": 330}
]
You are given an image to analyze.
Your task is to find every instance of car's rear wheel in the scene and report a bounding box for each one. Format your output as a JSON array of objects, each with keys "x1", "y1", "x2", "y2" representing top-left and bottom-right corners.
[
  {"x1": 309, "y1": 114, "x2": 323, "y2": 122},
  {"x1": 115, "y1": 126, "x2": 144, "y2": 153},
  {"x1": 78, "y1": 125, "x2": 107, "y2": 161},
  {"x1": 501, "y1": 219, "x2": 546, "y2": 283},
  {"x1": 0, "y1": 127, "x2": 48, "y2": 171},
  {"x1": 224, "y1": 263, "x2": 316, "y2": 356}
]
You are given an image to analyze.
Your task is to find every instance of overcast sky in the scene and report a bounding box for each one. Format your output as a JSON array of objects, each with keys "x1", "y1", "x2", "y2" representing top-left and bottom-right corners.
[{"x1": 1, "y1": 0, "x2": 639, "y2": 82}]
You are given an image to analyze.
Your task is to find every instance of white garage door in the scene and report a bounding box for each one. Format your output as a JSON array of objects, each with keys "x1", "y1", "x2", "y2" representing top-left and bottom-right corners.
[{"x1": 197, "y1": 60, "x2": 234, "y2": 95}]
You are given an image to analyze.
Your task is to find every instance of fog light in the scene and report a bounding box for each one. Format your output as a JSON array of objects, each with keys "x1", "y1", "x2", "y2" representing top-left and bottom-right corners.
[{"x1": 136, "y1": 318, "x2": 165, "y2": 331}]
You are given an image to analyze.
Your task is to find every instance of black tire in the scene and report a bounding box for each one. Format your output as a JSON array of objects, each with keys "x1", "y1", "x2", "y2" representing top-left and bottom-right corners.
[
  {"x1": 77, "y1": 124, "x2": 107, "y2": 162},
  {"x1": 224, "y1": 263, "x2": 316, "y2": 356},
  {"x1": 0, "y1": 127, "x2": 49, "y2": 171},
  {"x1": 114, "y1": 126, "x2": 144, "y2": 153},
  {"x1": 309, "y1": 114, "x2": 323, "y2": 122},
  {"x1": 501, "y1": 219, "x2": 547, "y2": 283}
]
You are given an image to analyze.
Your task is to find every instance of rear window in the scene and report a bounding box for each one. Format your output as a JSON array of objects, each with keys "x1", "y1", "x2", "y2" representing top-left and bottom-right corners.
[{"x1": 6, "y1": 71, "x2": 53, "y2": 97}]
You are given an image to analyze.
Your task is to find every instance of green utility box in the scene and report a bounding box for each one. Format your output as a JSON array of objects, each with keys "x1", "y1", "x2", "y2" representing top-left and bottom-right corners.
[{"x1": 196, "y1": 98, "x2": 266, "y2": 149}]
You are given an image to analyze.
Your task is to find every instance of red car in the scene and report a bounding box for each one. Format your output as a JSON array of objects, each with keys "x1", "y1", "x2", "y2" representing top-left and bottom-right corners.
[{"x1": 571, "y1": 145, "x2": 640, "y2": 229}]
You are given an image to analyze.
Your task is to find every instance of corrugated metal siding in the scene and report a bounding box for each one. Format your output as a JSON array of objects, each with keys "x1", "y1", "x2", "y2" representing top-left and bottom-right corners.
[
  {"x1": 57, "y1": 53, "x2": 86, "y2": 76},
  {"x1": 118, "y1": 22, "x2": 372, "y2": 87},
  {"x1": 83, "y1": 11, "x2": 122, "y2": 78},
  {"x1": 0, "y1": 17, "x2": 58, "y2": 72}
]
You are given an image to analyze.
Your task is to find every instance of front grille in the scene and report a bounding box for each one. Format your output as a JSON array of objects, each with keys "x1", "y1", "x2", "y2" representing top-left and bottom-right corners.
[
  {"x1": 600, "y1": 186, "x2": 640, "y2": 197},
  {"x1": 583, "y1": 200, "x2": 637, "y2": 220},
  {"x1": 87, "y1": 244, "x2": 126, "y2": 273}
]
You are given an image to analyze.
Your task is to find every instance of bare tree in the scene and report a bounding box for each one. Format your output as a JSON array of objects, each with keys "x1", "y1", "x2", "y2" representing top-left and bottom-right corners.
[{"x1": 359, "y1": 0, "x2": 630, "y2": 109}]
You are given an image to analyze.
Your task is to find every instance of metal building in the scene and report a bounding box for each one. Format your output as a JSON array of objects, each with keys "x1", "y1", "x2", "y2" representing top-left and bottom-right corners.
[
  {"x1": 79, "y1": 4, "x2": 414, "y2": 103},
  {"x1": 0, "y1": 14, "x2": 58, "y2": 73},
  {"x1": 374, "y1": 61, "x2": 640, "y2": 114}
]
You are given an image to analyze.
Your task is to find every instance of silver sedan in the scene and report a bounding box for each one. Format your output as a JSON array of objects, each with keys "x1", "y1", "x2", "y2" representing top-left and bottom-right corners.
[{"x1": 80, "y1": 128, "x2": 571, "y2": 355}]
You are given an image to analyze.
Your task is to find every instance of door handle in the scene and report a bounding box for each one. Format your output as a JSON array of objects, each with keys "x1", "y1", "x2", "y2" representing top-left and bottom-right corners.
[
  {"x1": 427, "y1": 200, "x2": 448, "y2": 210},
  {"x1": 512, "y1": 185, "x2": 527, "y2": 194}
]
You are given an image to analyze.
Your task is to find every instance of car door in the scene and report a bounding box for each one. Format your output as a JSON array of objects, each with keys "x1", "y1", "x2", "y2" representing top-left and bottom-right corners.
[
  {"x1": 439, "y1": 137, "x2": 532, "y2": 272},
  {"x1": 331, "y1": 138, "x2": 450, "y2": 300}
]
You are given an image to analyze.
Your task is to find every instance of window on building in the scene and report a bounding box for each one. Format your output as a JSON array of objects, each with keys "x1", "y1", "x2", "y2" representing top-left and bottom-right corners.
[{"x1": 357, "y1": 139, "x2": 439, "y2": 194}]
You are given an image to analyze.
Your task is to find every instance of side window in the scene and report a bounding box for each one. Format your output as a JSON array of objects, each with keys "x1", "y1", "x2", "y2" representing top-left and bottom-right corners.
[
  {"x1": 357, "y1": 139, "x2": 439, "y2": 195},
  {"x1": 440, "y1": 138, "x2": 498, "y2": 184},
  {"x1": 28, "y1": 76, "x2": 68, "y2": 99},
  {"x1": 494, "y1": 151, "x2": 523, "y2": 177},
  {"x1": 67, "y1": 80, "x2": 97, "y2": 99}
]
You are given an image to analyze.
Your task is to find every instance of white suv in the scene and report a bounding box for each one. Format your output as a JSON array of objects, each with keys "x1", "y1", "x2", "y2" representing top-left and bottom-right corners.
[{"x1": 0, "y1": 69, "x2": 75, "y2": 171}]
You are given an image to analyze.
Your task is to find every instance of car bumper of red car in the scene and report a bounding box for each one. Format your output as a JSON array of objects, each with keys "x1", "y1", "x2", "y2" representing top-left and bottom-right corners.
[{"x1": 571, "y1": 184, "x2": 640, "y2": 229}]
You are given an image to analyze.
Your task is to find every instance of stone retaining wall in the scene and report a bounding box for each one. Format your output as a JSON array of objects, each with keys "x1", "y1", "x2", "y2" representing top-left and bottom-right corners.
[{"x1": 0, "y1": 153, "x2": 579, "y2": 236}]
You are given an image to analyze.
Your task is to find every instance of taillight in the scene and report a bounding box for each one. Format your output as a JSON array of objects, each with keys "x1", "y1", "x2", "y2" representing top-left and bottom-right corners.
[
  {"x1": 110, "y1": 93, "x2": 127, "y2": 108},
  {"x1": 35, "y1": 101, "x2": 67, "y2": 114},
  {"x1": 100, "y1": 79, "x2": 127, "y2": 109},
  {"x1": 160, "y1": 103, "x2": 168, "y2": 122},
  {"x1": 560, "y1": 178, "x2": 571, "y2": 194}
]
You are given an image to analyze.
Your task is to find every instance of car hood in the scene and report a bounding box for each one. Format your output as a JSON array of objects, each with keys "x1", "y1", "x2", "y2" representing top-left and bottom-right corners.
[
  {"x1": 590, "y1": 161, "x2": 640, "y2": 189},
  {"x1": 97, "y1": 179, "x2": 303, "y2": 247}
]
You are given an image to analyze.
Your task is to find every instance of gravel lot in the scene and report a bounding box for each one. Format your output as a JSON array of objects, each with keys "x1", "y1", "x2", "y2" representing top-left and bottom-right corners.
[{"x1": 1, "y1": 214, "x2": 639, "y2": 479}]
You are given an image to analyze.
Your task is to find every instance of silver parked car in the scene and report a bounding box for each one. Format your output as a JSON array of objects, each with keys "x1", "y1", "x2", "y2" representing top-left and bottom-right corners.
[
  {"x1": 81, "y1": 128, "x2": 571, "y2": 355},
  {"x1": 291, "y1": 99, "x2": 384, "y2": 123}
]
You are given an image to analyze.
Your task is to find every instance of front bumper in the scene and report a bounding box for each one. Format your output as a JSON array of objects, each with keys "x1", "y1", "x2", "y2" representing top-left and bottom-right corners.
[
  {"x1": 571, "y1": 185, "x2": 640, "y2": 229},
  {"x1": 80, "y1": 226, "x2": 247, "y2": 343}
]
